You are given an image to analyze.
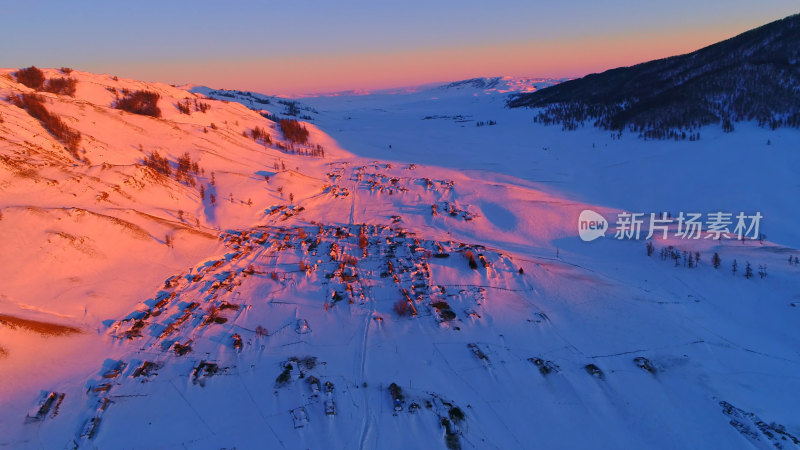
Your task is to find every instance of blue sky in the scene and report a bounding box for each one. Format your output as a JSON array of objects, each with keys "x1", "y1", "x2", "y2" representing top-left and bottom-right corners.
[{"x1": 3, "y1": 1, "x2": 798, "y2": 93}]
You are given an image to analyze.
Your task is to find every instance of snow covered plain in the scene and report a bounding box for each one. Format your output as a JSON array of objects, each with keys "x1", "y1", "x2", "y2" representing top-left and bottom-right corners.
[{"x1": 1, "y1": 71, "x2": 799, "y2": 449}]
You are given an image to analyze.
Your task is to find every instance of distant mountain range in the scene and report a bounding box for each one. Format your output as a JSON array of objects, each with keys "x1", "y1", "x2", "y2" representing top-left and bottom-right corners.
[
  {"x1": 198, "y1": 77, "x2": 562, "y2": 100},
  {"x1": 436, "y1": 76, "x2": 563, "y2": 94},
  {"x1": 508, "y1": 13, "x2": 800, "y2": 139}
]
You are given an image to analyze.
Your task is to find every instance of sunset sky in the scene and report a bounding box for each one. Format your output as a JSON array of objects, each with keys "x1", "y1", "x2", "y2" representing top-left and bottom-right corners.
[{"x1": 3, "y1": 1, "x2": 798, "y2": 95}]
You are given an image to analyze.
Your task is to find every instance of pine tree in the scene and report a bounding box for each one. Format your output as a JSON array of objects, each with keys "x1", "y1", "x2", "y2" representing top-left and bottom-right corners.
[
  {"x1": 646, "y1": 241, "x2": 655, "y2": 256},
  {"x1": 732, "y1": 259, "x2": 738, "y2": 275},
  {"x1": 744, "y1": 262, "x2": 753, "y2": 279},
  {"x1": 712, "y1": 252, "x2": 721, "y2": 269}
]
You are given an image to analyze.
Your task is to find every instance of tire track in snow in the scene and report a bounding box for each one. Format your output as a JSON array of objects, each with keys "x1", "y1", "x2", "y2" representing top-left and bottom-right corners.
[{"x1": 356, "y1": 268, "x2": 376, "y2": 450}]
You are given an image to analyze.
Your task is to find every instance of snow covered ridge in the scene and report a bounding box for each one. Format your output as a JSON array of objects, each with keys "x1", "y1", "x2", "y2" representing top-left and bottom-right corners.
[
  {"x1": 509, "y1": 13, "x2": 800, "y2": 139},
  {"x1": 2, "y1": 67, "x2": 800, "y2": 448},
  {"x1": 190, "y1": 86, "x2": 321, "y2": 122},
  {"x1": 437, "y1": 76, "x2": 564, "y2": 94},
  {"x1": 192, "y1": 76, "x2": 563, "y2": 106}
]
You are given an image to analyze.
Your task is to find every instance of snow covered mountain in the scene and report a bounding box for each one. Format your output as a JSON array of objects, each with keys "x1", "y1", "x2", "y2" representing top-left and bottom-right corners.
[
  {"x1": 1, "y1": 66, "x2": 800, "y2": 449},
  {"x1": 508, "y1": 13, "x2": 800, "y2": 138},
  {"x1": 437, "y1": 76, "x2": 562, "y2": 94},
  {"x1": 195, "y1": 76, "x2": 561, "y2": 108}
]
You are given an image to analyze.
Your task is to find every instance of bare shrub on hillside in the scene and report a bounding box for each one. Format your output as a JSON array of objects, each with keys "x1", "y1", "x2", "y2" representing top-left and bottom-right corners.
[
  {"x1": 176, "y1": 98, "x2": 210, "y2": 115},
  {"x1": 175, "y1": 152, "x2": 200, "y2": 186},
  {"x1": 176, "y1": 99, "x2": 192, "y2": 114},
  {"x1": 249, "y1": 126, "x2": 271, "y2": 145},
  {"x1": 115, "y1": 90, "x2": 161, "y2": 117},
  {"x1": 15, "y1": 66, "x2": 45, "y2": 90},
  {"x1": 9, "y1": 93, "x2": 81, "y2": 157},
  {"x1": 143, "y1": 151, "x2": 171, "y2": 177},
  {"x1": 279, "y1": 119, "x2": 309, "y2": 144},
  {"x1": 43, "y1": 77, "x2": 77, "y2": 96},
  {"x1": 195, "y1": 99, "x2": 210, "y2": 113}
]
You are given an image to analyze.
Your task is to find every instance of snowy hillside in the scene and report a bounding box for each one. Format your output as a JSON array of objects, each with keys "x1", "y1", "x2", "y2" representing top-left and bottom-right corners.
[
  {"x1": 1, "y1": 68, "x2": 800, "y2": 449},
  {"x1": 508, "y1": 13, "x2": 800, "y2": 138}
]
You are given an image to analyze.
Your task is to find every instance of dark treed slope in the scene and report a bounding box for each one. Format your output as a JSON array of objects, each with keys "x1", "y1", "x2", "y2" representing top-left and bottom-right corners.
[{"x1": 508, "y1": 13, "x2": 800, "y2": 139}]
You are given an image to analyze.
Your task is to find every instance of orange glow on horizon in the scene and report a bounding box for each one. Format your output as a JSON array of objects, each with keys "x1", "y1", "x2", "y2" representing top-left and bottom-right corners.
[{"x1": 96, "y1": 24, "x2": 753, "y2": 96}]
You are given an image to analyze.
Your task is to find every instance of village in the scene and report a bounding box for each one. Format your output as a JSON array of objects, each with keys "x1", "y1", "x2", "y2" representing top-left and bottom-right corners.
[{"x1": 24, "y1": 211, "x2": 526, "y2": 446}]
